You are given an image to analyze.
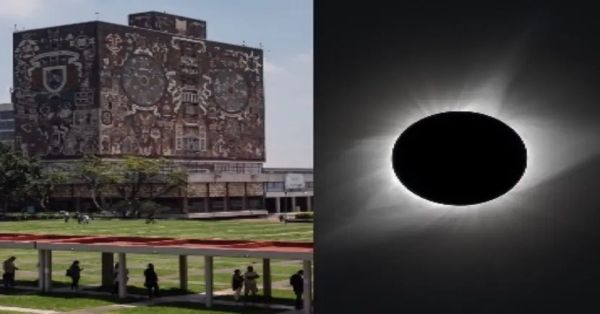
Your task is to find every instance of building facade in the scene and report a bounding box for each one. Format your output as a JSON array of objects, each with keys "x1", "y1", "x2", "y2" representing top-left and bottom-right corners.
[
  {"x1": 263, "y1": 168, "x2": 314, "y2": 213},
  {"x1": 0, "y1": 103, "x2": 14, "y2": 147},
  {"x1": 12, "y1": 12, "x2": 275, "y2": 214}
]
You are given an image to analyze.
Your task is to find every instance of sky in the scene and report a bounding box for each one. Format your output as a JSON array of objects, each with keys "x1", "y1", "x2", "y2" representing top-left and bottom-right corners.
[{"x1": 1, "y1": 0, "x2": 313, "y2": 168}]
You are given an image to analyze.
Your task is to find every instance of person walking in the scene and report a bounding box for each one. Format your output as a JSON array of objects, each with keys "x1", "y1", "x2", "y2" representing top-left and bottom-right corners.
[
  {"x1": 63, "y1": 211, "x2": 70, "y2": 223},
  {"x1": 143, "y1": 263, "x2": 160, "y2": 298},
  {"x1": 243, "y1": 265, "x2": 260, "y2": 297},
  {"x1": 290, "y1": 270, "x2": 304, "y2": 309},
  {"x1": 66, "y1": 260, "x2": 83, "y2": 290},
  {"x1": 231, "y1": 269, "x2": 244, "y2": 301},
  {"x1": 112, "y1": 262, "x2": 129, "y2": 295},
  {"x1": 2, "y1": 256, "x2": 18, "y2": 288},
  {"x1": 145, "y1": 211, "x2": 156, "y2": 224}
]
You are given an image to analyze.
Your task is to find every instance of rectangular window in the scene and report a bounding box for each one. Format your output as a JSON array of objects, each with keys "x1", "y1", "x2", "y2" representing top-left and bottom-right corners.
[
  {"x1": 0, "y1": 132, "x2": 14, "y2": 140},
  {"x1": 0, "y1": 121, "x2": 14, "y2": 129},
  {"x1": 0, "y1": 111, "x2": 14, "y2": 120}
]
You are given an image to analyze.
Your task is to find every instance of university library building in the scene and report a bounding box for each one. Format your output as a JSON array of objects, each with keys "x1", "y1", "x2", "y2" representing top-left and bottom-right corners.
[{"x1": 7, "y1": 11, "x2": 312, "y2": 216}]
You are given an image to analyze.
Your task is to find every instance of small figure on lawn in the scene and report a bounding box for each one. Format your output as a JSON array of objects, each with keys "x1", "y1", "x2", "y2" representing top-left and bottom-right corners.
[
  {"x1": 63, "y1": 210, "x2": 70, "y2": 223},
  {"x1": 2, "y1": 256, "x2": 18, "y2": 288},
  {"x1": 143, "y1": 263, "x2": 160, "y2": 298},
  {"x1": 243, "y1": 265, "x2": 260, "y2": 297},
  {"x1": 231, "y1": 269, "x2": 244, "y2": 301},
  {"x1": 145, "y1": 211, "x2": 156, "y2": 224},
  {"x1": 290, "y1": 269, "x2": 305, "y2": 309},
  {"x1": 112, "y1": 262, "x2": 129, "y2": 295},
  {"x1": 66, "y1": 260, "x2": 83, "y2": 290},
  {"x1": 80, "y1": 214, "x2": 91, "y2": 224}
]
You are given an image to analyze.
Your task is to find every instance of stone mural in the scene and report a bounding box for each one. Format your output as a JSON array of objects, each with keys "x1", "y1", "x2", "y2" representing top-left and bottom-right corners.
[
  {"x1": 129, "y1": 11, "x2": 207, "y2": 40},
  {"x1": 14, "y1": 15, "x2": 265, "y2": 162},
  {"x1": 13, "y1": 23, "x2": 99, "y2": 158}
]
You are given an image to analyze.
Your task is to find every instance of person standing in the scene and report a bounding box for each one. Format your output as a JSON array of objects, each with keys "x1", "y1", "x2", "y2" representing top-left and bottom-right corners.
[
  {"x1": 243, "y1": 265, "x2": 260, "y2": 297},
  {"x1": 2, "y1": 256, "x2": 18, "y2": 288},
  {"x1": 112, "y1": 262, "x2": 129, "y2": 295},
  {"x1": 143, "y1": 263, "x2": 160, "y2": 298},
  {"x1": 67, "y1": 260, "x2": 83, "y2": 290},
  {"x1": 63, "y1": 211, "x2": 70, "y2": 223},
  {"x1": 231, "y1": 269, "x2": 244, "y2": 301},
  {"x1": 290, "y1": 270, "x2": 304, "y2": 309}
]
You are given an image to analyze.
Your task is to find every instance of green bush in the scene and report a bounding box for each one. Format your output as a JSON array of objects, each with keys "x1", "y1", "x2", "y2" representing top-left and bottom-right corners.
[{"x1": 294, "y1": 212, "x2": 314, "y2": 220}]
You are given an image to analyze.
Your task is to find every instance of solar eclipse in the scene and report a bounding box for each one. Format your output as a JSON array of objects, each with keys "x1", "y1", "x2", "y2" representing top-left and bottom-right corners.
[{"x1": 392, "y1": 111, "x2": 527, "y2": 206}]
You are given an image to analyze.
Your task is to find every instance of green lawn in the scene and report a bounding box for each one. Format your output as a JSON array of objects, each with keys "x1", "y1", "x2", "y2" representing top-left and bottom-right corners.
[
  {"x1": 0, "y1": 291, "x2": 138, "y2": 311},
  {"x1": 0, "y1": 218, "x2": 313, "y2": 241},
  {"x1": 0, "y1": 218, "x2": 312, "y2": 313}
]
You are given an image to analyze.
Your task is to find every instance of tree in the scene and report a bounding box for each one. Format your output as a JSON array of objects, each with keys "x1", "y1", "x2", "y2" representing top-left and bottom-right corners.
[
  {"x1": 73, "y1": 154, "x2": 122, "y2": 211},
  {"x1": 72, "y1": 155, "x2": 187, "y2": 214},
  {"x1": 0, "y1": 143, "x2": 38, "y2": 211},
  {"x1": 113, "y1": 156, "x2": 187, "y2": 215},
  {"x1": 27, "y1": 166, "x2": 71, "y2": 210}
]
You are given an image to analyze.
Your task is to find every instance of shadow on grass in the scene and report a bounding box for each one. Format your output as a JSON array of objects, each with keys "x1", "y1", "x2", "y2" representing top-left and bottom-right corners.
[
  {"x1": 215, "y1": 294, "x2": 295, "y2": 307},
  {"x1": 92, "y1": 284, "x2": 192, "y2": 297},
  {"x1": 1, "y1": 280, "x2": 190, "y2": 302},
  {"x1": 125, "y1": 302, "x2": 283, "y2": 314}
]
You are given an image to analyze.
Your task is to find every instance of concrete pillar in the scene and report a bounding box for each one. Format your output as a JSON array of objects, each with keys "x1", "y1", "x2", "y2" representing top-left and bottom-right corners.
[
  {"x1": 262, "y1": 258, "x2": 271, "y2": 298},
  {"x1": 275, "y1": 197, "x2": 281, "y2": 213},
  {"x1": 203, "y1": 196, "x2": 209, "y2": 213},
  {"x1": 44, "y1": 250, "x2": 52, "y2": 291},
  {"x1": 75, "y1": 197, "x2": 81, "y2": 211},
  {"x1": 181, "y1": 195, "x2": 189, "y2": 214},
  {"x1": 243, "y1": 183, "x2": 248, "y2": 211},
  {"x1": 101, "y1": 252, "x2": 114, "y2": 288},
  {"x1": 179, "y1": 255, "x2": 188, "y2": 291},
  {"x1": 292, "y1": 197, "x2": 297, "y2": 212},
  {"x1": 307, "y1": 196, "x2": 312, "y2": 211},
  {"x1": 204, "y1": 256, "x2": 213, "y2": 308},
  {"x1": 223, "y1": 196, "x2": 229, "y2": 211},
  {"x1": 118, "y1": 253, "x2": 127, "y2": 298},
  {"x1": 303, "y1": 260, "x2": 312, "y2": 314},
  {"x1": 38, "y1": 249, "x2": 45, "y2": 290}
]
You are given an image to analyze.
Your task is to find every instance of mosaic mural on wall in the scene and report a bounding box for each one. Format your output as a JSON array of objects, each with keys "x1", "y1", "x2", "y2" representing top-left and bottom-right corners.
[
  {"x1": 129, "y1": 11, "x2": 207, "y2": 39},
  {"x1": 98, "y1": 21, "x2": 264, "y2": 161},
  {"x1": 13, "y1": 23, "x2": 99, "y2": 158},
  {"x1": 14, "y1": 16, "x2": 265, "y2": 162}
]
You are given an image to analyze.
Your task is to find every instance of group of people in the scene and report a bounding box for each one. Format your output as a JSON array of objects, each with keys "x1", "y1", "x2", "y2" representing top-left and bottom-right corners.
[
  {"x1": 111, "y1": 262, "x2": 158, "y2": 298},
  {"x1": 4, "y1": 255, "x2": 306, "y2": 309},
  {"x1": 63, "y1": 211, "x2": 92, "y2": 224},
  {"x1": 231, "y1": 266, "x2": 261, "y2": 301},
  {"x1": 231, "y1": 266, "x2": 305, "y2": 310}
]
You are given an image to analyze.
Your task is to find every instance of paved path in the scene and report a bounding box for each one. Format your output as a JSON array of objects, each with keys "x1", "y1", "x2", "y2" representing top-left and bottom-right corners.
[
  {"x1": 2, "y1": 284, "x2": 298, "y2": 314},
  {"x1": 0, "y1": 305, "x2": 59, "y2": 314}
]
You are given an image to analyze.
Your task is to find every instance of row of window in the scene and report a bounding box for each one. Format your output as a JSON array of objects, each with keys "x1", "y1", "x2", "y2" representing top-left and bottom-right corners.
[
  {"x1": 265, "y1": 181, "x2": 314, "y2": 192},
  {"x1": 215, "y1": 163, "x2": 262, "y2": 174},
  {"x1": 0, "y1": 111, "x2": 14, "y2": 120},
  {"x1": 0, "y1": 121, "x2": 14, "y2": 129},
  {"x1": 0, "y1": 132, "x2": 14, "y2": 140}
]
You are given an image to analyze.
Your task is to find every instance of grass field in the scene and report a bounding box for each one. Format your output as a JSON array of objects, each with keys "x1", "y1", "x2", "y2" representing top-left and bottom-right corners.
[
  {"x1": 0, "y1": 218, "x2": 313, "y2": 241},
  {"x1": 0, "y1": 218, "x2": 313, "y2": 313}
]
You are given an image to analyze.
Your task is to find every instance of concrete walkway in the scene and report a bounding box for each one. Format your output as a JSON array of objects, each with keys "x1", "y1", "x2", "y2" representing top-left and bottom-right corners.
[
  {"x1": 61, "y1": 289, "x2": 295, "y2": 314},
  {"x1": 2, "y1": 284, "x2": 297, "y2": 314},
  {"x1": 0, "y1": 305, "x2": 59, "y2": 314}
]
